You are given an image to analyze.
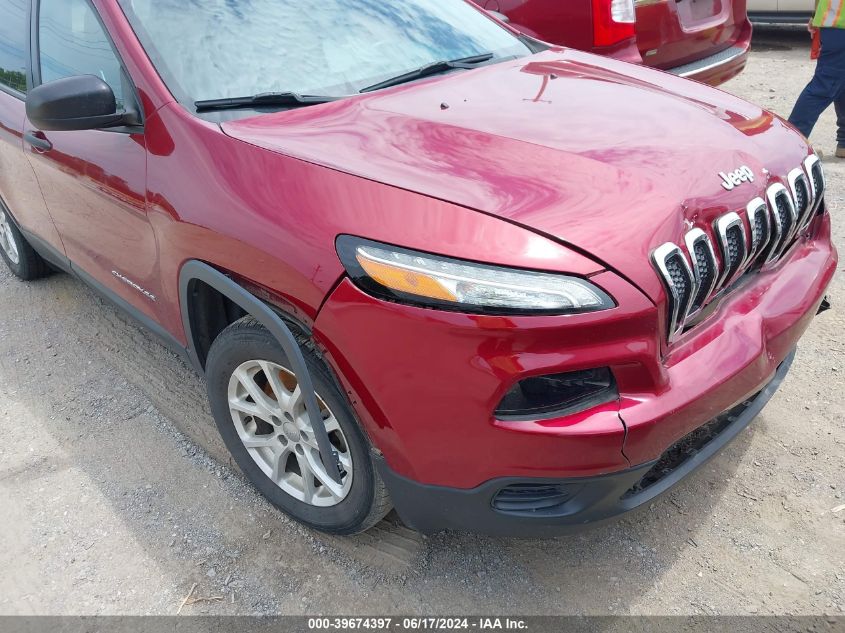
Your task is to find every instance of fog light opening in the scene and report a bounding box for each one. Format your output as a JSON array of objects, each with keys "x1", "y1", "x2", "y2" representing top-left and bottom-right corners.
[{"x1": 495, "y1": 367, "x2": 618, "y2": 421}]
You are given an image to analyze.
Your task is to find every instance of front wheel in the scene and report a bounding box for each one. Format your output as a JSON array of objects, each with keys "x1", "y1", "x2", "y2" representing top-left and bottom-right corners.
[
  {"x1": 205, "y1": 317, "x2": 391, "y2": 534},
  {"x1": 0, "y1": 206, "x2": 50, "y2": 281}
]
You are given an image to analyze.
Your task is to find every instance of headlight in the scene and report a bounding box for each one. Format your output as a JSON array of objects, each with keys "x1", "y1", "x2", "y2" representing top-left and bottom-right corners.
[{"x1": 336, "y1": 236, "x2": 615, "y2": 315}]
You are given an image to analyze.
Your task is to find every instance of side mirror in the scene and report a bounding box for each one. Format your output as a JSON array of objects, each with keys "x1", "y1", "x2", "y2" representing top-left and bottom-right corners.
[{"x1": 26, "y1": 75, "x2": 135, "y2": 132}]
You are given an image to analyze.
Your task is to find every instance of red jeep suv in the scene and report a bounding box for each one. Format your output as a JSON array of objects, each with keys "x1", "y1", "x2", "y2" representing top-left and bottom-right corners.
[
  {"x1": 0, "y1": 0, "x2": 835, "y2": 536},
  {"x1": 475, "y1": 0, "x2": 752, "y2": 86}
]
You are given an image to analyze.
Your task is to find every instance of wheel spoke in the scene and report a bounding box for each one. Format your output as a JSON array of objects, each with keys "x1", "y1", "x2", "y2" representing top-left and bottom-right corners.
[
  {"x1": 241, "y1": 434, "x2": 278, "y2": 449},
  {"x1": 259, "y1": 361, "x2": 288, "y2": 404},
  {"x1": 228, "y1": 396, "x2": 265, "y2": 418},
  {"x1": 298, "y1": 407, "x2": 333, "y2": 445},
  {"x1": 234, "y1": 367, "x2": 278, "y2": 416},
  {"x1": 296, "y1": 452, "x2": 317, "y2": 502},
  {"x1": 270, "y1": 445, "x2": 291, "y2": 482},
  {"x1": 298, "y1": 431, "x2": 319, "y2": 450},
  {"x1": 287, "y1": 384, "x2": 303, "y2": 414}
]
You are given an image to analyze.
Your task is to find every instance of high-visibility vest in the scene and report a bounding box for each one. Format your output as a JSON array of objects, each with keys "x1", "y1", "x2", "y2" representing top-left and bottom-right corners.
[{"x1": 813, "y1": 0, "x2": 845, "y2": 28}]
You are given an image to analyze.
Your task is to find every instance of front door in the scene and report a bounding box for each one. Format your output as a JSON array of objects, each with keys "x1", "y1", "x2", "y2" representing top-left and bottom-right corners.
[
  {"x1": 24, "y1": 0, "x2": 160, "y2": 318},
  {"x1": 0, "y1": 0, "x2": 62, "y2": 254}
]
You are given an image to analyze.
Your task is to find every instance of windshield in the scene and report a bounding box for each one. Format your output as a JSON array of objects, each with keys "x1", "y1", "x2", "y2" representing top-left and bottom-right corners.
[{"x1": 116, "y1": 0, "x2": 532, "y2": 105}]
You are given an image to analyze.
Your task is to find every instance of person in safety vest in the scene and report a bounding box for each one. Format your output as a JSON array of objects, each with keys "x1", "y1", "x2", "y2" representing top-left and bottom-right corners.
[{"x1": 789, "y1": 0, "x2": 845, "y2": 157}]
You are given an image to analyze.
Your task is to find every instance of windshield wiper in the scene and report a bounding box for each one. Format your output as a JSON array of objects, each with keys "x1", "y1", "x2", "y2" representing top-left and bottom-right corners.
[
  {"x1": 195, "y1": 92, "x2": 341, "y2": 112},
  {"x1": 360, "y1": 53, "x2": 495, "y2": 93}
]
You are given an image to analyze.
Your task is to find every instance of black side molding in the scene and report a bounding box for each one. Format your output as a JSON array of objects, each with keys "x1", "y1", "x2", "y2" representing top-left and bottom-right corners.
[{"x1": 179, "y1": 261, "x2": 343, "y2": 483}]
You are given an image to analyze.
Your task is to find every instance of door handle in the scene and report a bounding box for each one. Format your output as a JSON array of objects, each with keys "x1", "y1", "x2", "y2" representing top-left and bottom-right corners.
[{"x1": 24, "y1": 131, "x2": 53, "y2": 153}]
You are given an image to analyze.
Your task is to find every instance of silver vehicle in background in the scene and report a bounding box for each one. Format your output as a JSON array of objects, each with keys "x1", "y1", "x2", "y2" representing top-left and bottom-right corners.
[{"x1": 747, "y1": 0, "x2": 814, "y2": 23}]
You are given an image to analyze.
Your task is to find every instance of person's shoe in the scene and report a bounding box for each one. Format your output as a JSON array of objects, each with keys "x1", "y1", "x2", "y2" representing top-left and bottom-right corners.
[{"x1": 836, "y1": 146, "x2": 845, "y2": 158}]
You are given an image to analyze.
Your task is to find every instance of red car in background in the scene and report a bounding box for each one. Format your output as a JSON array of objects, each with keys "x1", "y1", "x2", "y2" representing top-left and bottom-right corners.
[{"x1": 477, "y1": 0, "x2": 752, "y2": 85}]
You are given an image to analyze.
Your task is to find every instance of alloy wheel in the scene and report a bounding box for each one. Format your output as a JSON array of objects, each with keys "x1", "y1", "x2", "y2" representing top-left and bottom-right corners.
[
  {"x1": 0, "y1": 209, "x2": 20, "y2": 265},
  {"x1": 227, "y1": 359, "x2": 353, "y2": 507}
]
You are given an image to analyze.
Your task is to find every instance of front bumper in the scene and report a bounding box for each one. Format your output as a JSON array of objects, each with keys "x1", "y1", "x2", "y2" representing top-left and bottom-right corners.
[
  {"x1": 315, "y1": 214, "x2": 835, "y2": 491},
  {"x1": 376, "y1": 350, "x2": 794, "y2": 536}
]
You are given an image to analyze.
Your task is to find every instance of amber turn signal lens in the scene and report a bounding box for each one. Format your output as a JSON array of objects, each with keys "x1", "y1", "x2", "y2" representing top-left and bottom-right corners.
[{"x1": 356, "y1": 254, "x2": 458, "y2": 302}]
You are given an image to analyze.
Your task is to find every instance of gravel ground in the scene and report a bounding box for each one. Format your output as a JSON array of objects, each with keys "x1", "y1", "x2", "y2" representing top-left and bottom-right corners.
[{"x1": 0, "y1": 26, "x2": 843, "y2": 617}]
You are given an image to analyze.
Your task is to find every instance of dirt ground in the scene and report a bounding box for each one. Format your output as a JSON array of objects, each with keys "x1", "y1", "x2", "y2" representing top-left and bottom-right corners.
[{"x1": 0, "y1": 26, "x2": 843, "y2": 617}]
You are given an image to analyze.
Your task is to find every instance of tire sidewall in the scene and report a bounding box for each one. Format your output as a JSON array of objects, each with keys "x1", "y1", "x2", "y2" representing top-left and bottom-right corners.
[
  {"x1": 206, "y1": 323, "x2": 377, "y2": 534},
  {"x1": 0, "y1": 207, "x2": 47, "y2": 281},
  {"x1": 0, "y1": 213, "x2": 27, "y2": 278}
]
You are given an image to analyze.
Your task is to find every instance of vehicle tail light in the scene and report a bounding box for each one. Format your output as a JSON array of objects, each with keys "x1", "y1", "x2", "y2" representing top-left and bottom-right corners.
[{"x1": 592, "y1": 0, "x2": 637, "y2": 48}]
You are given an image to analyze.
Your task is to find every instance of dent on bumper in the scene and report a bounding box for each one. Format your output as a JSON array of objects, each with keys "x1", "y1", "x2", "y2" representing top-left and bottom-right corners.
[
  {"x1": 379, "y1": 351, "x2": 795, "y2": 536},
  {"x1": 314, "y1": 270, "x2": 655, "y2": 487},
  {"x1": 620, "y1": 223, "x2": 837, "y2": 466},
  {"x1": 316, "y1": 214, "x2": 835, "y2": 491}
]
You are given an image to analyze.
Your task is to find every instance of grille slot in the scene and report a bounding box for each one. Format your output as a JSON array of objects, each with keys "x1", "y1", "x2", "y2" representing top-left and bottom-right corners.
[
  {"x1": 795, "y1": 179, "x2": 809, "y2": 214},
  {"x1": 652, "y1": 243, "x2": 695, "y2": 341},
  {"x1": 788, "y1": 168, "x2": 811, "y2": 231},
  {"x1": 746, "y1": 198, "x2": 770, "y2": 268},
  {"x1": 764, "y1": 183, "x2": 797, "y2": 262},
  {"x1": 714, "y1": 212, "x2": 748, "y2": 289},
  {"x1": 685, "y1": 229, "x2": 718, "y2": 312},
  {"x1": 811, "y1": 165, "x2": 824, "y2": 202},
  {"x1": 804, "y1": 154, "x2": 825, "y2": 220}
]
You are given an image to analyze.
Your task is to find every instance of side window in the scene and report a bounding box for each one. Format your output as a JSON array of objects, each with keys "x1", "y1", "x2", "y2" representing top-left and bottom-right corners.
[
  {"x1": 38, "y1": 0, "x2": 124, "y2": 106},
  {"x1": 0, "y1": 0, "x2": 30, "y2": 93}
]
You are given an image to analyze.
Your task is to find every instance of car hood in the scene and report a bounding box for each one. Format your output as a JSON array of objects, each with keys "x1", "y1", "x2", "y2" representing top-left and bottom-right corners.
[{"x1": 222, "y1": 49, "x2": 811, "y2": 301}]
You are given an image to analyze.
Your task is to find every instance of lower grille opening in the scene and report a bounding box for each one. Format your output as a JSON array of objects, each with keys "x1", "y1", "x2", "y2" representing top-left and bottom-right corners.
[
  {"x1": 492, "y1": 483, "x2": 582, "y2": 513},
  {"x1": 622, "y1": 393, "x2": 760, "y2": 499}
]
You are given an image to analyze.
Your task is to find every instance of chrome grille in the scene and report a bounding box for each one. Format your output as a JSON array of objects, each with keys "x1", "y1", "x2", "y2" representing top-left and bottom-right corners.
[{"x1": 651, "y1": 158, "x2": 824, "y2": 342}]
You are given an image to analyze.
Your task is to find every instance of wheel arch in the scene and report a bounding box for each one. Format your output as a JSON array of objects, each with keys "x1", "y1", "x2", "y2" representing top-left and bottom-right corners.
[
  {"x1": 178, "y1": 259, "x2": 344, "y2": 483},
  {"x1": 178, "y1": 260, "x2": 307, "y2": 373}
]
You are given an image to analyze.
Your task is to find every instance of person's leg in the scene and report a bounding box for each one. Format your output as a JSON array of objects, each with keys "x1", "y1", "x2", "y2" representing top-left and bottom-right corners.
[
  {"x1": 834, "y1": 99, "x2": 845, "y2": 155},
  {"x1": 790, "y1": 78, "x2": 836, "y2": 138},
  {"x1": 789, "y1": 28, "x2": 845, "y2": 139}
]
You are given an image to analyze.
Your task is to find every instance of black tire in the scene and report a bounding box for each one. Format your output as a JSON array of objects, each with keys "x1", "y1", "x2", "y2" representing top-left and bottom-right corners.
[
  {"x1": 0, "y1": 205, "x2": 50, "y2": 281},
  {"x1": 205, "y1": 316, "x2": 392, "y2": 534}
]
